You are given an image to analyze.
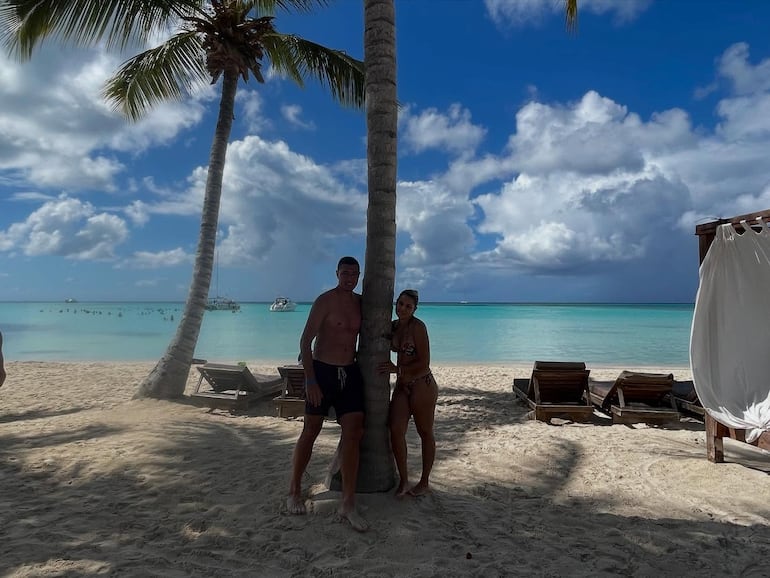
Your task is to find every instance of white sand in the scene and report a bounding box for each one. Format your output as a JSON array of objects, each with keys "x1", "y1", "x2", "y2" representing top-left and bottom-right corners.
[{"x1": 1, "y1": 361, "x2": 769, "y2": 577}]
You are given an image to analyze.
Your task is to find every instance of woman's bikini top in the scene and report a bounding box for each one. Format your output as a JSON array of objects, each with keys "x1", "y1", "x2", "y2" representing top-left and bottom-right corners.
[{"x1": 392, "y1": 319, "x2": 417, "y2": 357}]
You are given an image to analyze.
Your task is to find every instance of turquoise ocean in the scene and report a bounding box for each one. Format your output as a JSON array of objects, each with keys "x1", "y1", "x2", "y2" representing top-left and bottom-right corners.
[{"x1": 0, "y1": 302, "x2": 693, "y2": 367}]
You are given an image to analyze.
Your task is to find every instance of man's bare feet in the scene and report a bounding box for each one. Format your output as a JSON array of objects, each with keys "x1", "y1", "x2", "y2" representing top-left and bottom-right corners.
[
  {"x1": 394, "y1": 481, "x2": 410, "y2": 498},
  {"x1": 286, "y1": 494, "x2": 307, "y2": 515},
  {"x1": 407, "y1": 482, "x2": 431, "y2": 497},
  {"x1": 338, "y1": 505, "x2": 369, "y2": 532}
]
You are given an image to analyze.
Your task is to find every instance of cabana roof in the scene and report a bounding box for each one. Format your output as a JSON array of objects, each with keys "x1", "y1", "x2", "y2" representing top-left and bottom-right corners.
[{"x1": 695, "y1": 208, "x2": 770, "y2": 263}]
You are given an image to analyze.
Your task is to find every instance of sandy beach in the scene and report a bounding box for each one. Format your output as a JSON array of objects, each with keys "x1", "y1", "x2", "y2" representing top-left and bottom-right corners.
[{"x1": 1, "y1": 361, "x2": 769, "y2": 577}]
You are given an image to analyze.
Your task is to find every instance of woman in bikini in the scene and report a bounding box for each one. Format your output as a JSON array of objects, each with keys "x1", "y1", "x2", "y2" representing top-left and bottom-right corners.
[{"x1": 378, "y1": 289, "x2": 438, "y2": 497}]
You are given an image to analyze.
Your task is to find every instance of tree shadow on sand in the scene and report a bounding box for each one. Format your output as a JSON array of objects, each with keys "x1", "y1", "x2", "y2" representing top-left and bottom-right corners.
[
  {"x1": 0, "y1": 406, "x2": 90, "y2": 425},
  {"x1": 1, "y1": 394, "x2": 769, "y2": 577}
]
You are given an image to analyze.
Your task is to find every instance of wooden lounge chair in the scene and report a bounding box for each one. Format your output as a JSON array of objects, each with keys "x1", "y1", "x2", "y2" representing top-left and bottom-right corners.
[
  {"x1": 669, "y1": 380, "x2": 704, "y2": 417},
  {"x1": 512, "y1": 361, "x2": 594, "y2": 423},
  {"x1": 191, "y1": 363, "x2": 283, "y2": 411},
  {"x1": 588, "y1": 371, "x2": 680, "y2": 425},
  {"x1": 273, "y1": 364, "x2": 306, "y2": 418}
]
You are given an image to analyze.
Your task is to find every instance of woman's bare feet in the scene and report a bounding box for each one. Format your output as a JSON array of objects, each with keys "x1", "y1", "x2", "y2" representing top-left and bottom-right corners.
[{"x1": 407, "y1": 481, "x2": 431, "y2": 497}]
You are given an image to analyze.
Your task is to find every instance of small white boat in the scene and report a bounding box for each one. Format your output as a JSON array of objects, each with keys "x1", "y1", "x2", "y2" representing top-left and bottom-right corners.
[
  {"x1": 205, "y1": 296, "x2": 240, "y2": 311},
  {"x1": 269, "y1": 297, "x2": 297, "y2": 312}
]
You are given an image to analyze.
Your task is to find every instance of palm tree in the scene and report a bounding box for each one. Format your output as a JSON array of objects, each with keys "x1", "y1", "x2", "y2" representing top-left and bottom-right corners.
[
  {"x1": 355, "y1": 0, "x2": 397, "y2": 492},
  {"x1": 352, "y1": 0, "x2": 578, "y2": 492},
  {"x1": 1, "y1": 0, "x2": 365, "y2": 399}
]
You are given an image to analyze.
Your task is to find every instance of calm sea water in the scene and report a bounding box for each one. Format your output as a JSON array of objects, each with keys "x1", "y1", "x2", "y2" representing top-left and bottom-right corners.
[{"x1": 0, "y1": 302, "x2": 694, "y2": 366}]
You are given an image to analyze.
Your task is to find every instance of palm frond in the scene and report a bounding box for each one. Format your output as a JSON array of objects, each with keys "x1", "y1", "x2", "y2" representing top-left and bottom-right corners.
[
  {"x1": 262, "y1": 32, "x2": 365, "y2": 108},
  {"x1": 103, "y1": 31, "x2": 207, "y2": 121},
  {"x1": 564, "y1": 0, "x2": 578, "y2": 32},
  {"x1": 1, "y1": 0, "x2": 204, "y2": 59},
  {"x1": 244, "y1": 0, "x2": 331, "y2": 16}
]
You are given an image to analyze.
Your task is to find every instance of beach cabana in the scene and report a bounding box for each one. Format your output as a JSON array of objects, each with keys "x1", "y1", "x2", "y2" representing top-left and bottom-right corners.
[
  {"x1": 693, "y1": 210, "x2": 770, "y2": 462},
  {"x1": 512, "y1": 361, "x2": 594, "y2": 423},
  {"x1": 191, "y1": 363, "x2": 282, "y2": 412}
]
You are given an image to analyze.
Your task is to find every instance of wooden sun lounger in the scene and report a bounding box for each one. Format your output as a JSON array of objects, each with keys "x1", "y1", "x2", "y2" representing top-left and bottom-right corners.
[
  {"x1": 669, "y1": 380, "x2": 704, "y2": 416},
  {"x1": 588, "y1": 371, "x2": 680, "y2": 425},
  {"x1": 512, "y1": 361, "x2": 594, "y2": 423},
  {"x1": 191, "y1": 363, "x2": 283, "y2": 411},
  {"x1": 274, "y1": 365, "x2": 306, "y2": 418}
]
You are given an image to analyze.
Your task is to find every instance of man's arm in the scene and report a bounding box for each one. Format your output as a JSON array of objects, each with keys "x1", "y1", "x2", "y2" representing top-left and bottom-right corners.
[{"x1": 299, "y1": 296, "x2": 326, "y2": 406}]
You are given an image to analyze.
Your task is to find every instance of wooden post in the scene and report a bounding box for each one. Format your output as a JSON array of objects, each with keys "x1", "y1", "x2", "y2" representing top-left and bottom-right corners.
[
  {"x1": 696, "y1": 222, "x2": 720, "y2": 462},
  {"x1": 704, "y1": 414, "x2": 724, "y2": 463}
]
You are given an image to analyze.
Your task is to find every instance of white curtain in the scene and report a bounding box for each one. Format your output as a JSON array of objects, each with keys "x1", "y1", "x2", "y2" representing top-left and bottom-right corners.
[{"x1": 690, "y1": 221, "x2": 770, "y2": 442}]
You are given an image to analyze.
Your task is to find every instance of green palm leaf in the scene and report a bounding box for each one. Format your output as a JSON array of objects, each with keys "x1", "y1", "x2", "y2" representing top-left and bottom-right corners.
[
  {"x1": 246, "y1": 0, "x2": 331, "y2": 15},
  {"x1": 565, "y1": 0, "x2": 578, "y2": 31},
  {"x1": 263, "y1": 32, "x2": 365, "y2": 108},
  {"x1": 0, "y1": 0, "x2": 202, "y2": 57},
  {"x1": 103, "y1": 31, "x2": 207, "y2": 120}
]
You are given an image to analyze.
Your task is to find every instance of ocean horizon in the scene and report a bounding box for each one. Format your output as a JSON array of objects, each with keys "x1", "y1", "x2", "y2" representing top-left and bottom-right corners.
[{"x1": 0, "y1": 301, "x2": 695, "y2": 367}]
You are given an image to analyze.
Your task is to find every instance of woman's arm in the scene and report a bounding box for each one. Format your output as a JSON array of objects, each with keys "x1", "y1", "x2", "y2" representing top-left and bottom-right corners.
[{"x1": 400, "y1": 319, "x2": 430, "y2": 376}]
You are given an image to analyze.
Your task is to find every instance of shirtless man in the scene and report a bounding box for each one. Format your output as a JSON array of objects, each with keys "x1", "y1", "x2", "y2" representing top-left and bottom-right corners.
[{"x1": 286, "y1": 257, "x2": 368, "y2": 532}]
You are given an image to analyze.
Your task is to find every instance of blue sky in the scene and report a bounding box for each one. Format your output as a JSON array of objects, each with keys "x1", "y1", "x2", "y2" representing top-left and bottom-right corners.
[{"x1": 1, "y1": 0, "x2": 770, "y2": 303}]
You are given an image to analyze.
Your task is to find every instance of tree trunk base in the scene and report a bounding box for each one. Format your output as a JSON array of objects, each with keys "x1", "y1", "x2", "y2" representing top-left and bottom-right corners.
[{"x1": 324, "y1": 441, "x2": 395, "y2": 493}]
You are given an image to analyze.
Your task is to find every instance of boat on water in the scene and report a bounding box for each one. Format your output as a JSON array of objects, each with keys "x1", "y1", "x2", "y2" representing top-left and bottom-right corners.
[
  {"x1": 65, "y1": 298, "x2": 78, "y2": 303},
  {"x1": 269, "y1": 297, "x2": 297, "y2": 312},
  {"x1": 205, "y1": 296, "x2": 240, "y2": 311}
]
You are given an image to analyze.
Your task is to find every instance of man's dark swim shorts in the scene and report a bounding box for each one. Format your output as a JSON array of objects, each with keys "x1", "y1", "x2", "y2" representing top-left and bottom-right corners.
[{"x1": 306, "y1": 360, "x2": 365, "y2": 418}]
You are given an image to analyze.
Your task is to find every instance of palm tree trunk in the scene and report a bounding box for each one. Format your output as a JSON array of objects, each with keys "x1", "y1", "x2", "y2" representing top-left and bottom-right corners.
[
  {"x1": 134, "y1": 70, "x2": 239, "y2": 399},
  {"x1": 357, "y1": 0, "x2": 398, "y2": 491}
]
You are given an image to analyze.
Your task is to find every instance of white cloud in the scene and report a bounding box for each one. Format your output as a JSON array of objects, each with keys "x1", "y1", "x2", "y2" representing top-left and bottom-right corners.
[
  {"x1": 173, "y1": 135, "x2": 367, "y2": 280},
  {"x1": 127, "y1": 248, "x2": 191, "y2": 269},
  {"x1": 484, "y1": 0, "x2": 653, "y2": 27},
  {"x1": 124, "y1": 200, "x2": 151, "y2": 227},
  {"x1": 713, "y1": 44, "x2": 770, "y2": 142},
  {"x1": 507, "y1": 91, "x2": 694, "y2": 176},
  {"x1": 396, "y1": 43, "x2": 770, "y2": 277},
  {"x1": 9, "y1": 192, "x2": 56, "y2": 202},
  {"x1": 718, "y1": 43, "x2": 770, "y2": 96},
  {"x1": 397, "y1": 180, "x2": 476, "y2": 267},
  {"x1": 401, "y1": 104, "x2": 486, "y2": 156},
  {"x1": 0, "y1": 195, "x2": 128, "y2": 259},
  {"x1": 441, "y1": 154, "x2": 515, "y2": 195},
  {"x1": 281, "y1": 104, "x2": 316, "y2": 130},
  {"x1": 0, "y1": 45, "x2": 206, "y2": 192},
  {"x1": 237, "y1": 89, "x2": 270, "y2": 133}
]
